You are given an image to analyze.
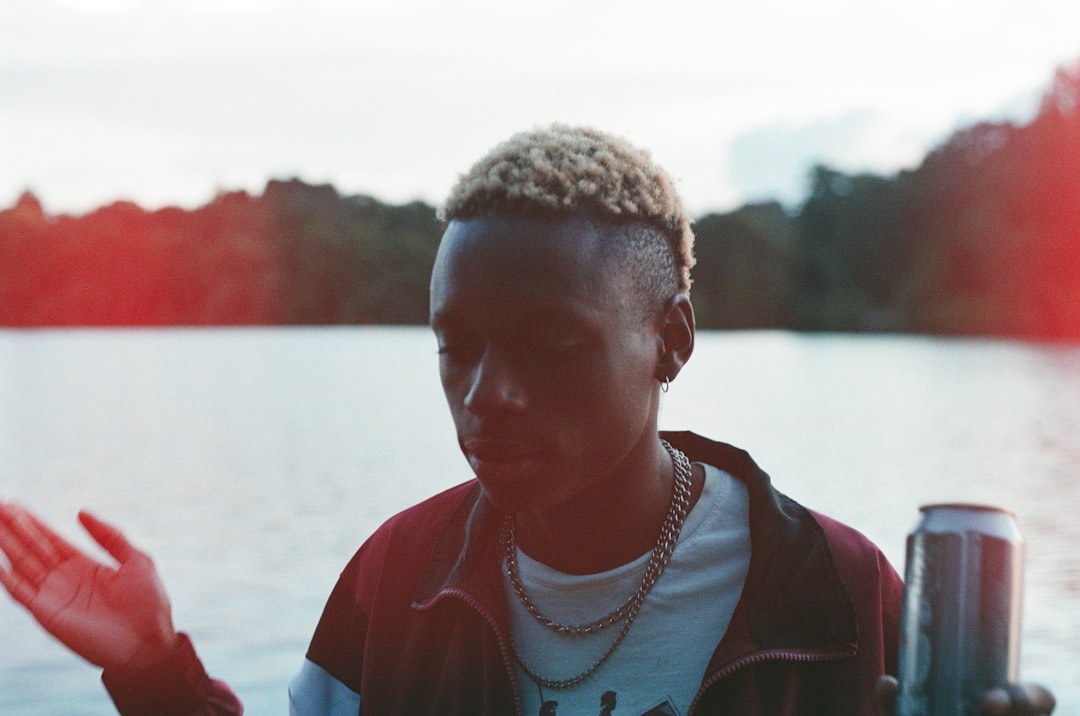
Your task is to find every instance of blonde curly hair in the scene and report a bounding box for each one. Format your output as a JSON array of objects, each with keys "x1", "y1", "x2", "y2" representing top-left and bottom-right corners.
[{"x1": 439, "y1": 124, "x2": 695, "y2": 295}]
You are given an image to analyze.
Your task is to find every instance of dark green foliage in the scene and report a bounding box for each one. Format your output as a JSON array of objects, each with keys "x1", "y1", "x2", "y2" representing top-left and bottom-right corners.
[
  {"x1": 0, "y1": 181, "x2": 443, "y2": 326},
  {"x1": 691, "y1": 202, "x2": 795, "y2": 330},
  {"x1": 784, "y1": 60, "x2": 1080, "y2": 340},
  {"x1": 683, "y1": 58, "x2": 1080, "y2": 340},
  {"x1": 792, "y1": 167, "x2": 911, "y2": 331}
]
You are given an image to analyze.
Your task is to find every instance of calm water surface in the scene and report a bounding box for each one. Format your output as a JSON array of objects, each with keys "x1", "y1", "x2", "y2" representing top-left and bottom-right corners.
[{"x1": 1, "y1": 327, "x2": 1077, "y2": 714}]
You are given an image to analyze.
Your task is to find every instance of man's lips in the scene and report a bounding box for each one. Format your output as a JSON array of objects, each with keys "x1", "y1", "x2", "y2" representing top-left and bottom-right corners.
[{"x1": 463, "y1": 438, "x2": 543, "y2": 463}]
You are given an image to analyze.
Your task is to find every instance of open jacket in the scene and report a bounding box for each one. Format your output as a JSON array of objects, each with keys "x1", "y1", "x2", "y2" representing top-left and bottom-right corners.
[{"x1": 104, "y1": 432, "x2": 903, "y2": 715}]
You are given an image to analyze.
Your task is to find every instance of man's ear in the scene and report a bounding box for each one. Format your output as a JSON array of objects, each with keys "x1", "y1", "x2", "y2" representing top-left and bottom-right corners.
[{"x1": 655, "y1": 293, "x2": 695, "y2": 384}]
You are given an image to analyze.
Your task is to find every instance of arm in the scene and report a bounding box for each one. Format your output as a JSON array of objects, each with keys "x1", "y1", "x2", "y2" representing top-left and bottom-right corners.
[{"x1": 0, "y1": 502, "x2": 242, "y2": 715}]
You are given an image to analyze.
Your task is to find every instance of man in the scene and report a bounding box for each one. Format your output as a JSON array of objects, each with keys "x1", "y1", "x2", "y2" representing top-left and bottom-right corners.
[{"x1": 0, "y1": 125, "x2": 1054, "y2": 715}]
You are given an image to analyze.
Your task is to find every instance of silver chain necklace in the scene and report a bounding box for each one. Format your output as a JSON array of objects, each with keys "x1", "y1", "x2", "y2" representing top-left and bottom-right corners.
[{"x1": 501, "y1": 440, "x2": 693, "y2": 689}]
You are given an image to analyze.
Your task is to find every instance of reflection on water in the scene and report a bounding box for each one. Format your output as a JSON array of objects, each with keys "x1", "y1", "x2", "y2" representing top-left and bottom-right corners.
[{"x1": 1, "y1": 328, "x2": 1078, "y2": 714}]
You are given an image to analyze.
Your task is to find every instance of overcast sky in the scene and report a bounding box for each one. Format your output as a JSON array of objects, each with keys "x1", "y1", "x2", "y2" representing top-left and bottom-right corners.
[{"x1": 2, "y1": 0, "x2": 1078, "y2": 217}]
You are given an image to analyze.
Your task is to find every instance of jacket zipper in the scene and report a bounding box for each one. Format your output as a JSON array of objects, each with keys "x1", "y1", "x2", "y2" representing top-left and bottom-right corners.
[
  {"x1": 687, "y1": 646, "x2": 855, "y2": 715},
  {"x1": 416, "y1": 588, "x2": 852, "y2": 716},
  {"x1": 413, "y1": 588, "x2": 525, "y2": 716}
]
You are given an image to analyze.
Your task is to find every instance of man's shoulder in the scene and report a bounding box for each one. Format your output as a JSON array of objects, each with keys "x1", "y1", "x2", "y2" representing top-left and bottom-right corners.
[
  {"x1": 370, "y1": 479, "x2": 482, "y2": 545},
  {"x1": 336, "y1": 480, "x2": 483, "y2": 592},
  {"x1": 808, "y1": 508, "x2": 883, "y2": 554},
  {"x1": 804, "y1": 507, "x2": 896, "y2": 575},
  {"x1": 666, "y1": 430, "x2": 896, "y2": 570},
  {"x1": 806, "y1": 507, "x2": 904, "y2": 602}
]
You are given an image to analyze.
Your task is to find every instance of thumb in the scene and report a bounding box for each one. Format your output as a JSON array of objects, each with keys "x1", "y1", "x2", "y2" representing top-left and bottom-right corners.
[
  {"x1": 876, "y1": 675, "x2": 898, "y2": 716},
  {"x1": 78, "y1": 511, "x2": 137, "y2": 564}
]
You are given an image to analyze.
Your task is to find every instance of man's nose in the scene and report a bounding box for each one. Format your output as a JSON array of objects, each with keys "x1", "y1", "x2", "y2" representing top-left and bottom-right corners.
[{"x1": 463, "y1": 345, "x2": 527, "y2": 414}]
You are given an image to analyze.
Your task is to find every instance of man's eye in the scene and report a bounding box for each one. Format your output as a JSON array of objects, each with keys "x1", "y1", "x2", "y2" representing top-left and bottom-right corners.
[{"x1": 437, "y1": 341, "x2": 480, "y2": 360}]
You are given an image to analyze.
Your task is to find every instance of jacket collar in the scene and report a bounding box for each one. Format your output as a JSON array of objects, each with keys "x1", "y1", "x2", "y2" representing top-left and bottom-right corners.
[
  {"x1": 412, "y1": 431, "x2": 858, "y2": 657},
  {"x1": 662, "y1": 431, "x2": 858, "y2": 660},
  {"x1": 413, "y1": 479, "x2": 502, "y2": 605}
]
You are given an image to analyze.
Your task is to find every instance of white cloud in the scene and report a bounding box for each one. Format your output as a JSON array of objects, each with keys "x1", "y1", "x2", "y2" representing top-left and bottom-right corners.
[{"x1": 1, "y1": 0, "x2": 1078, "y2": 214}]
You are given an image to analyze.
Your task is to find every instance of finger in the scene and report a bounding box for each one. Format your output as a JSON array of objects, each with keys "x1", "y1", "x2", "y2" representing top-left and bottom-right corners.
[
  {"x1": 983, "y1": 688, "x2": 1010, "y2": 715},
  {"x1": 0, "y1": 503, "x2": 59, "y2": 578},
  {"x1": 0, "y1": 508, "x2": 44, "y2": 608},
  {"x1": 78, "y1": 511, "x2": 136, "y2": 564},
  {"x1": 21, "y1": 509, "x2": 81, "y2": 561},
  {"x1": 0, "y1": 503, "x2": 29, "y2": 564},
  {"x1": 876, "y1": 675, "x2": 898, "y2": 716},
  {"x1": 983, "y1": 684, "x2": 1056, "y2": 715},
  {"x1": 0, "y1": 522, "x2": 35, "y2": 575},
  {"x1": 0, "y1": 561, "x2": 38, "y2": 609},
  {"x1": 1008, "y1": 683, "x2": 1055, "y2": 715}
]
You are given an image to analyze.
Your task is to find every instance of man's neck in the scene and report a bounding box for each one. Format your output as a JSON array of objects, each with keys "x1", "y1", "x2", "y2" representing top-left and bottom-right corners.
[{"x1": 511, "y1": 442, "x2": 704, "y2": 575}]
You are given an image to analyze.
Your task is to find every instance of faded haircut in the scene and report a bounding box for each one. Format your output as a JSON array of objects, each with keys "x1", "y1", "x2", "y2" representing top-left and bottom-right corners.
[{"x1": 439, "y1": 125, "x2": 695, "y2": 314}]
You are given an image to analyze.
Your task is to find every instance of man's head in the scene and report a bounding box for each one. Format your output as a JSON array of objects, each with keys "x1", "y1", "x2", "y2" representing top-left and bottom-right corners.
[
  {"x1": 430, "y1": 126, "x2": 696, "y2": 516},
  {"x1": 439, "y1": 124, "x2": 695, "y2": 320}
]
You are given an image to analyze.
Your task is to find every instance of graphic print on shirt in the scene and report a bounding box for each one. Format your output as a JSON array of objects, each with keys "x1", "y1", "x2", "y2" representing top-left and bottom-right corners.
[
  {"x1": 533, "y1": 690, "x2": 680, "y2": 716},
  {"x1": 515, "y1": 465, "x2": 749, "y2": 716}
]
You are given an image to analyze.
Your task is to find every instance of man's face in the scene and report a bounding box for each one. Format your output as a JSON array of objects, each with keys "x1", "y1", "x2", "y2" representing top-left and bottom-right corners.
[{"x1": 429, "y1": 214, "x2": 663, "y2": 516}]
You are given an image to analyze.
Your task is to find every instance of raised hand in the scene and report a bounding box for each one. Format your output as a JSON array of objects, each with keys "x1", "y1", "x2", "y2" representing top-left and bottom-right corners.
[{"x1": 0, "y1": 503, "x2": 178, "y2": 672}]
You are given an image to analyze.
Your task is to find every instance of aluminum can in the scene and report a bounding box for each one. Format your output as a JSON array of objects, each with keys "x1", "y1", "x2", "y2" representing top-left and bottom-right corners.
[{"x1": 895, "y1": 504, "x2": 1024, "y2": 715}]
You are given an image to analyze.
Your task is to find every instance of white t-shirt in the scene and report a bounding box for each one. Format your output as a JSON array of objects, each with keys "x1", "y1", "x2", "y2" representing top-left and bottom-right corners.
[{"x1": 505, "y1": 463, "x2": 751, "y2": 716}]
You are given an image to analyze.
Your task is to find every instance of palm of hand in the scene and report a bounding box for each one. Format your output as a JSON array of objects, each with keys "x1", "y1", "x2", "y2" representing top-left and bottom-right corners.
[
  {"x1": 0, "y1": 506, "x2": 176, "y2": 671},
  {"x1": 34, "y1": 552, "x2": 165, "y2": 668}
]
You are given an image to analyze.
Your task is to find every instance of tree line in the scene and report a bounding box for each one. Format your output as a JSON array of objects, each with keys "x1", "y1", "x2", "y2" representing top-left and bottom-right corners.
[{"x1": 2, "y1": 62, "x2": 1078, "y2": 339}]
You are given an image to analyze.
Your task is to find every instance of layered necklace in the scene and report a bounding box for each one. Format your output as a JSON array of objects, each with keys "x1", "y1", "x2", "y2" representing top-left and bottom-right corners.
[{"x1": 500, "y1": 440, "x2": 693, "y2": 689}]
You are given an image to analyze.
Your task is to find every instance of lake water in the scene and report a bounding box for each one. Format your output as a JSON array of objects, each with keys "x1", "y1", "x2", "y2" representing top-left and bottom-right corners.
[{"x1": 1, "y1": 327, "x2": 1078, "y2": 714}]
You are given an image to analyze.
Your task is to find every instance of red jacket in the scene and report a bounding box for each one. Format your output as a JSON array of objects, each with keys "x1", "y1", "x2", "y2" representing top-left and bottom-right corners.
[
  {"x1": 304, "y1": 431, "x2": 903, "y2": 714},
  {"x1": 104, "y1": 432, "x2": 903, "y2": 715}
]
